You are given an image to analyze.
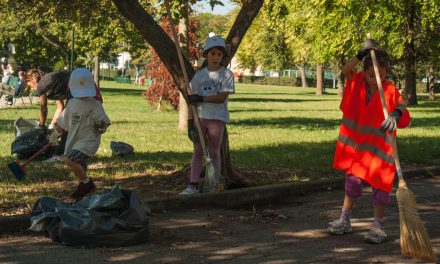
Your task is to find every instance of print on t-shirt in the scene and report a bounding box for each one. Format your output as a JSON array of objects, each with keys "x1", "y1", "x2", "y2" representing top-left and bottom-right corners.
[{"x1": 201, "y1": 80, "x2": 222, "y2": 95}]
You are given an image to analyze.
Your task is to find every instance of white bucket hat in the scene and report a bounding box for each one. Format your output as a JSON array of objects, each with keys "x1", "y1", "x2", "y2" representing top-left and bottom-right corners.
[
  {"x1": 203, "y1": 36, "x2": 226, "y2": 53},
  {"x1": 69, "y1": 68, "x2": 96, "y2": 98}
]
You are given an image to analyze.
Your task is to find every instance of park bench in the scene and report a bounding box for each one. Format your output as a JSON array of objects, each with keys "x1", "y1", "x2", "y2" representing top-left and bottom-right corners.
[{"x1": 115, "y1": 75, "x2": 131, "y2": 83}]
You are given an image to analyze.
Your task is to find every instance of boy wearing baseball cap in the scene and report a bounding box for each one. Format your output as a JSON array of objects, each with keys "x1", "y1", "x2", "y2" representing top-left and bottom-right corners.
[{"x1": 49, "y1": 68, "x2": 110, "y2": 200}]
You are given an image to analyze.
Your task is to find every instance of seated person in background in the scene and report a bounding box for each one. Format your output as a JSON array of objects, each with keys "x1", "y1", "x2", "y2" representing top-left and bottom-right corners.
[
  {"x1": 14, "y1": 71, "x2": 26, "y2": 96},
  {"x1": 3, "y1": 71, "x2": 26, "y2": 105},
  {"x1": 0, "y1": 72, "x2": 13, "y2": 105}
]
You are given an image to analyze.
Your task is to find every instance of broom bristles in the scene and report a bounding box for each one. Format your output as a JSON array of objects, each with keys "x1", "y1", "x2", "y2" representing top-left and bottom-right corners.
[
  {"x1": 202, "y1": 156, "x2": 217, "y2": 193},
  {"x1": 396, "y1": 182, "x2": 437, "y2": 262}
]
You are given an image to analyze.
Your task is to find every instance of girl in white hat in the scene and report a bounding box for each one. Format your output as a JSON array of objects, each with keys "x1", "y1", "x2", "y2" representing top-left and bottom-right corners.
[{"x1": 180, "y1": 36, "x2": 235, "y2": 195}]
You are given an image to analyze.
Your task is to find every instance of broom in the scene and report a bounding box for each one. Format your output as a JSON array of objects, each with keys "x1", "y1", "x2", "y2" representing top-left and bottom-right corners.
[
  {"x1": 164, "y1": 0, "x2": 220, "y2": 193},
  {"x1": 368, "y1": 33, "x2": 436, "y2": 262}
]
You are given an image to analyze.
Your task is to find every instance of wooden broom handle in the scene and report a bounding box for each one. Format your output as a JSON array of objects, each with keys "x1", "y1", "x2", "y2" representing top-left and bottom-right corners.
[
  {"x1": 164, "y1": 0, "x2": 208, "y2": 153},
  {"x1": 367, "y1": 33, "x2": 404, "y2": 182}
]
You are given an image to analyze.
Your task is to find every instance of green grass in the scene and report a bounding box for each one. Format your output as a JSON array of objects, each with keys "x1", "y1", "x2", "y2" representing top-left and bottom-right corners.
[{"x1": 1, "y1": 81, "x2": 439, "y2": 215}]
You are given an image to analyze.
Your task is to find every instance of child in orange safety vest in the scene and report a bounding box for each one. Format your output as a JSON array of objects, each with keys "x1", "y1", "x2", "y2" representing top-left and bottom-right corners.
[{"x1": 328, "y1": 39, "x2": 411, "y2": 244}]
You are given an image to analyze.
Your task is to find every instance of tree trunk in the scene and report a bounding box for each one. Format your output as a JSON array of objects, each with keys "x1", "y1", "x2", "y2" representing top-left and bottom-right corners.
[
  {"x1": 428, "y1": 66, "x2": 436, "y2": 100},
  {"x1": 298, "y1": 65, "x2": 308, "y2": 88},
  {"x1": 404, "y1": 0, "x2": 417, "y2": 105},
  {"x1": 337, "y1": 59, "x2": 344, "y2": 97},
  {"x1": 94, "y1": 56, "x2": 100, "y2": 88},
  {"x1": 316, "y1": 64, "x2": 323, "y2": 95},
  {"x1": 178, "y1": 3, "x2": 189, "y2": 131},
  {"x1": 112, "y1": 0, "x2": 265, "y2": 188}
]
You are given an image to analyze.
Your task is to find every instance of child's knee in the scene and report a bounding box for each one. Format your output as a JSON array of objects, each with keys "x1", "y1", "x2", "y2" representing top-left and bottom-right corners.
[
  {"x1": 345, "y1": 174, "x2": 363, "y2": 198},
  {"x1": 372, "y1": 188, "x2": 391, "y2": 205}
]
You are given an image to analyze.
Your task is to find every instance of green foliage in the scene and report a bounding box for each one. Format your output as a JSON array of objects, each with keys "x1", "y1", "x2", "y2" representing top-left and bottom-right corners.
[
  {"x1": 238, "y1": 76, "x2": 298, "y2": 86},
  {"x1": 193, "y1": 13, "x2": 230, "y2": 42}
]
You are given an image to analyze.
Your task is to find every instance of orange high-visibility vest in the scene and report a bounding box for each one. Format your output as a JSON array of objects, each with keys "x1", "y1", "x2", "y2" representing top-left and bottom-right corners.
[{"x1": 333, "y1": 72, "x2": 410, "y2": 192}]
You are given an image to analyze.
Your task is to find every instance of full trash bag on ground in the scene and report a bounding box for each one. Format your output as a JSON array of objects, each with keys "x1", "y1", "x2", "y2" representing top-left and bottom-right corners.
[
  {"x1": 110, "y1": 141, "x2": 134, "y2": 157},
  {"x1": 29, "y1": 185, "x2": 150, "y2": 247},
  {"x1": 11, "y1": 118, "x2": 58, "y2": 159}
]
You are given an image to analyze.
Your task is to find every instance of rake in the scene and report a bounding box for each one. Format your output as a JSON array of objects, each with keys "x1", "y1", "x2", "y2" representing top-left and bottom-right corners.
[{"x1": 8, "y1": 142, "x2": 52, "y2": 181}]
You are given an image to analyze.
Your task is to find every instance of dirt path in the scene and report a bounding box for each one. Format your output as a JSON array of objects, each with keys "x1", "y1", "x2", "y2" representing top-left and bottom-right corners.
[{"x1": 0, "y1": 175, "x2": 438, "y2": 264}]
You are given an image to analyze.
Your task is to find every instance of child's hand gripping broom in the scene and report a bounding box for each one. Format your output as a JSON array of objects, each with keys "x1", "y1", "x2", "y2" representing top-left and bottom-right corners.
[
  {"x1": 164, "y1": 0, "x2": 221, "y2": 193},
  {"x1": 368, "y1": 33, "x2": 436, "y2": 262}
]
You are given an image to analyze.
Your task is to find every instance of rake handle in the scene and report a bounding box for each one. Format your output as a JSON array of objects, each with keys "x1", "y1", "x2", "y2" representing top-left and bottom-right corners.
[
  {"x1": 367, "y1": 33, "x2": 404, "y2": 182},
  {"x1": 21, "y1": 142, "x2": 52, "y2": 167},
  {"x1": 164, "y1": 0, "x2": 208, "y2": 155}
]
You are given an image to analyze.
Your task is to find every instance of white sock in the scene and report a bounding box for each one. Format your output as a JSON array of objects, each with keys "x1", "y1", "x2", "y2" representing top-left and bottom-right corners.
[{"x1": 81, "y1": 177, "x2": 90, "y2": 184}]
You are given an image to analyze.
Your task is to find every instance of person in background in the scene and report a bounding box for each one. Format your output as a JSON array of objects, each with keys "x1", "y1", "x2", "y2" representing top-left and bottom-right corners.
[{"x1": 328, "y1": 39, "x2": 411, "y2": 244}]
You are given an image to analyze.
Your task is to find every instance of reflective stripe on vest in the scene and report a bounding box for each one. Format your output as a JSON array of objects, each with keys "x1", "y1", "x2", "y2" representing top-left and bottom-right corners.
[
  {"x1": 341, "y1": 117, "x2": 391, "y2": 145},
  {"x1": 337, "y1": 134, "x2": 395, "y2": 165}
]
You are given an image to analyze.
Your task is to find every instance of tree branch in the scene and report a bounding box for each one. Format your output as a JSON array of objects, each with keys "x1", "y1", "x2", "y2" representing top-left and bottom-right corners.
[
  {"x1": 112, "y1": 0, "x2": 194, "y2": 97},
  {"x1": 225, "y1": 0, "x2": 265, "y2": 65}
]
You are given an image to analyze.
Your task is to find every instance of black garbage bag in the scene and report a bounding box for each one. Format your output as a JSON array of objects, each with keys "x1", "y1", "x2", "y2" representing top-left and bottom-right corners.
[
  {"x1": 110, "y1": 141, "x2": 134, "y2": 157},
  {"x1": 11, "y1": 118, "x2": 59, "y2": 159},
  {"x1": 14, "y1": 118, "x2": 40, "y2": 137},
  {"x1": 11, "y1": 126, "x2": 51, "y2": 159},
  {"x1": 30, "y1": 185, "x2": 150, "y2": 247}
]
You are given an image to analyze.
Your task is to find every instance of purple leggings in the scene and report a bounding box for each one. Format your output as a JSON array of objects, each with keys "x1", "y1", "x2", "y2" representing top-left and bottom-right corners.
[
  {"x1": 345, "y1": 174, "x2": 391, "y2": 205},
  {"x1": 190, "y1": 118, "x2": 225, "y2": 183}
]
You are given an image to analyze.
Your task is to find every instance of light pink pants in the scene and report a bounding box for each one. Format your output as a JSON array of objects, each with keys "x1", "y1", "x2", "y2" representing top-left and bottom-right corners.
[{"x1": 190, "y1": 118, "x2": 225, "y2": 183}]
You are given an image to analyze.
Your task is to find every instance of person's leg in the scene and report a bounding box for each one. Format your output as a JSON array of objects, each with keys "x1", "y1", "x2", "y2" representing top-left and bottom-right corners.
[
  {"x1": 204, "y1": 119, "x2": 225, "y2": 172},
  {"x1": 372, "y1": 187, "x2": 390, "y2": 228},
  {"x1": 340, "y1": 174, "x2": 364, "y2": 220},
  {"x1": 364, "y1": 187, "x2": 390, "y2": 243},
  {"x1": 64, "y1": 156, "x2": 87, "y2": 181},
  {"x1": 64, "y1": 150, "x2": 95, "y2": 199},
  {"x1": 328, "y1": 174, "x2": 363, "y2": 234},
  {"x1": 190, "y1": 141, "x2": 204, "y2": 184}
]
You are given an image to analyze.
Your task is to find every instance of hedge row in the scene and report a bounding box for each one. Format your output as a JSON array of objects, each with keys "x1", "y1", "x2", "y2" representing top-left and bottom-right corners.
[{"x1": 237, "y1": 76, "x2": 334, "y2": 88}]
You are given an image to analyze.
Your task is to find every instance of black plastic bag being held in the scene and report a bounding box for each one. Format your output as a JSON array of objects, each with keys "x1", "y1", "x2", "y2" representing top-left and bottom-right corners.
[
  {"x1": 30, "y1": 185, "x2": 150, "y2": 247},
  {"x1": 11, "y1": 126, "x2": 50, "y2": 159},
  {"x1": 11, "y1": 118, "x2": 59, "y2": 159}
]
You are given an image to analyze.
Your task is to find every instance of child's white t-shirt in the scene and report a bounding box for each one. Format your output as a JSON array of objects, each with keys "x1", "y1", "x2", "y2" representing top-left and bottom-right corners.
[
  {"x1": 57, "y1": 97, "x2": 110, "y2": 157},
  {"x1": 190, "y1": 67, "x2": 235, "y2": 123}
]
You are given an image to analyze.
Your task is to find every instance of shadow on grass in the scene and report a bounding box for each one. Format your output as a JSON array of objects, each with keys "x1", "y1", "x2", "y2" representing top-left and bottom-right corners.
[
  {"x1": 99, "y1": 87, "x2": 145, "y2": 96},
  {"x1": 230, "y1": 116, "x2": 341, "y2": 129},
  {"x1": 229, "y1": 109, "x2": 340, "y2": 113},
  {"x1": 0, "y1": 119, "x2": 15, "y2": 134},
  {"x1": 409, "y1": 117, "x2": 440, "y2": 128},
  {"x1": 233, "y1": 97, "x2": 338, "y2": 103}
]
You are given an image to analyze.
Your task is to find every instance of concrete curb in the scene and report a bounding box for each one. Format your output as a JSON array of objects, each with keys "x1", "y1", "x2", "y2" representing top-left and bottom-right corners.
[{"x1": 1, "y1": 166, "x2": 439, "y2": 234}]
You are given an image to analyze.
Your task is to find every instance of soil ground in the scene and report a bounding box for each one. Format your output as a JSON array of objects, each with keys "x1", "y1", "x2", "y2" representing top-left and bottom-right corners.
[{"x1": 0, "y1": 175, "x2": 438, "y2": 264}]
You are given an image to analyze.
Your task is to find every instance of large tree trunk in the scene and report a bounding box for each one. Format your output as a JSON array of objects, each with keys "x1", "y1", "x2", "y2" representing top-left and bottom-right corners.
[
  {"x1": 428, "y1": 66, "x2": 436, "y2": 100},
  {"x1": 178, "y1": 4, "x2": 189, "y2": 131},
  {"x1": 298, "y1": 65, "x2": 308, "y2": 88},
  {"x1": 316, "y1": 64, "x2": 323, "y2": 96},
  {"x1": 112, "y1": 0, "x2": 265, "y2": 188},
  {"x1": 404, "y1": 0, "x2": 417, "y2": 105}
]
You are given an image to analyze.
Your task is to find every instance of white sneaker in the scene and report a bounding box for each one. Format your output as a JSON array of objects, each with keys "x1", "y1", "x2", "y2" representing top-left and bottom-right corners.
[
  {"x1": 364, "y1": 227, "x2": 387, "y2": 244},
  {"x1": 328, "y1": 219, "x2": 352, "y2": 235},
  {"x1": 179, "y1": 184, "x2": 199, "y2": 196}
]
